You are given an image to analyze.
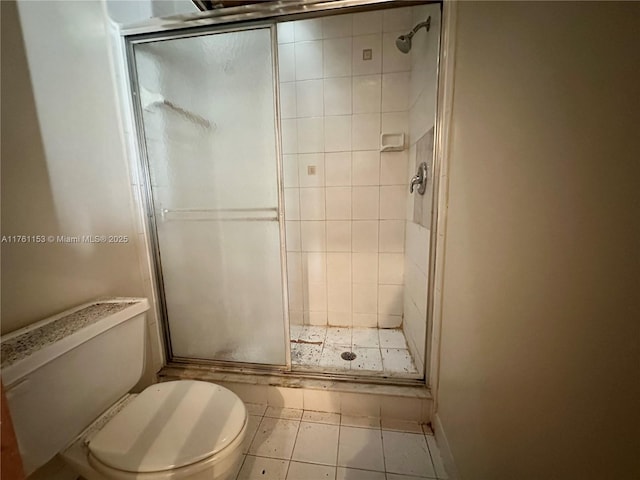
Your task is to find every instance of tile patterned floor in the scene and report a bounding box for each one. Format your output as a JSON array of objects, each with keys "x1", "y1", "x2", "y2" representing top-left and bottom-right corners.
[
  {"x1": 235, "y1": 405, "x2": 448, "y2": 479},
  {"x1": 290, "y1": 326, "x2": 418, "y2": 375}
]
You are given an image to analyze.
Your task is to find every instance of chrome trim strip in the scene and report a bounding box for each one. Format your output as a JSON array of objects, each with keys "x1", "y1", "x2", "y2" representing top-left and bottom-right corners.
[
  {"x1": 271, "y1": 23, "x2": 293, "y2": 371},
  {"x1": 163, "y1": 362, "x2": 428, "y2": 387},
  {"x1": 121, "y1": 0, "x2": 416, "y2": 36},
  {"x1": 423, "y1": 2, "x2": 444, "y2": 385},
  {"x1": 125, "y1": 40, "x2": 175, "y2": 362},
  {"x1": 427, "y1": 0, "x2": 457, "y2": 402}
]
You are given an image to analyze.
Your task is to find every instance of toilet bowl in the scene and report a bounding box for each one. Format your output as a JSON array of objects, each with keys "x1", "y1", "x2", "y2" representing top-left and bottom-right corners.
[
  {"x1": 64, "y1": 380, "x2": 247, "y2": 480},
  {"x1": 0, "y1": 298, "x2": 246, "y2": 480}
]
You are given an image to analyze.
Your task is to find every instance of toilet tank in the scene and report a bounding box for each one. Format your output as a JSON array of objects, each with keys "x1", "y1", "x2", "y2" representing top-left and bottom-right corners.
[{"x1": 0, "y1": 298, "x2": 150, "y2": 475}]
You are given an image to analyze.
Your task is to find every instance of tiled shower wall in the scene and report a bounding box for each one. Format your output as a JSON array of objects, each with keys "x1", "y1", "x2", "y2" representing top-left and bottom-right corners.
[
  {"x1": 278, "y1": 8, "x2": 416, "y2": 328},
  {"x1": 403, "y1": 3, "x2": 441, "y2": 373}
]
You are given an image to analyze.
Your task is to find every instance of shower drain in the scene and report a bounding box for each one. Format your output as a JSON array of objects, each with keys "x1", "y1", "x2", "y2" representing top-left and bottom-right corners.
[{"x1": 341, "y1": 351, "x2": 357, "y2": 361}]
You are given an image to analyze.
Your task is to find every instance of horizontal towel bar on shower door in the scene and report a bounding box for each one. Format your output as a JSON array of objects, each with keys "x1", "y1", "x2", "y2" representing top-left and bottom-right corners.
[{"x1": 159, "y1": 207, "x2": 279, "y2": 222}]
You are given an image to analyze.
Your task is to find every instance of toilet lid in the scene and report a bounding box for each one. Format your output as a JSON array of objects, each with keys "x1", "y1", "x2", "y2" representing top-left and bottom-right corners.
[{"x1": 88, "y1": 380, "x2": 246, "y2": 473}]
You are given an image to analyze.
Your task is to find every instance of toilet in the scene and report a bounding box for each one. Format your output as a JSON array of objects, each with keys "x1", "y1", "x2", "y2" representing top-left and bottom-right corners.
[{"x1": 0, "y1": 298, "x2": 247, "y2": 480}]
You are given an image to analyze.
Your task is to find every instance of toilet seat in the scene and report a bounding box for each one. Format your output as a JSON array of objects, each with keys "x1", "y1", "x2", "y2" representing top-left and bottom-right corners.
[{"x1": 87, "y1": 380, "x2": 246, "y2": 476}]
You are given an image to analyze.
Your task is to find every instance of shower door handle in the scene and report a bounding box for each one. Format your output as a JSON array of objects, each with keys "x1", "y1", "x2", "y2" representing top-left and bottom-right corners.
[{"x1": 410, "y1": 162, "x2": 428, "y2": 195}]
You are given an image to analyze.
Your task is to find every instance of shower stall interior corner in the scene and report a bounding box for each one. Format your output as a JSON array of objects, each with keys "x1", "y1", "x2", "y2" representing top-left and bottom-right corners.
[{"x1": 126, "y1": 0, "x2": 442, "y2": 383}]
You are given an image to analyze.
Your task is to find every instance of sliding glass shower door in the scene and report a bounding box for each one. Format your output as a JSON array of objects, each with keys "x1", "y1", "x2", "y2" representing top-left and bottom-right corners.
[{"x1": 132, "y1": 26, "x2": 287, "y2": 366}]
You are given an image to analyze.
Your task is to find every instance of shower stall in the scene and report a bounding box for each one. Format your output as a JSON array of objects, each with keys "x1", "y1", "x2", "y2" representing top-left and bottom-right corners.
[{"x1": 126, "y1": 0, "x2": 441, "y2": 382}]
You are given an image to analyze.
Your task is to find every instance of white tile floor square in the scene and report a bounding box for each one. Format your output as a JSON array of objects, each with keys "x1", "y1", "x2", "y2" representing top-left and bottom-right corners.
[
  {"x1": 236, "y1": 404, "x2": 448, "y2": 479},
  {"x1": 290, "y1": 326, "x2": 418, "y2": 376}
]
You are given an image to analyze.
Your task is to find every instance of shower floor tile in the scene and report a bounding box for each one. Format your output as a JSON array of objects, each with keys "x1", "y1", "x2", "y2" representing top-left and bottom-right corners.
[{"x1": 290, "y1": 326, "x2": 418, "y2": 376}]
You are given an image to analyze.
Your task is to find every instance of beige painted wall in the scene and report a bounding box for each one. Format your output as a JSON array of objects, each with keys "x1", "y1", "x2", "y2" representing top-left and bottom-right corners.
[
  {"x1": 437, "y1": 2, "x2": 640, "y2": 479},
  {"x1": 1, "y1": 0, "x2": 144, "y2": 334}
]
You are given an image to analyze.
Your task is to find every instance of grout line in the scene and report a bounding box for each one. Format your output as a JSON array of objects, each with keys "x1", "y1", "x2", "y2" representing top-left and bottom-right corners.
[
  {"x1": 283, "y1": 418, "x2": 302, "y2": 479},
  {"x1": 379, "y1": 426, "x2": 388, "y2": 476}
]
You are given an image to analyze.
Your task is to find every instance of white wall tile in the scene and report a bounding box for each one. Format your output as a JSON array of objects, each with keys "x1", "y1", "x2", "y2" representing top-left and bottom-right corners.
[
  {"x1": 278, "y1": 43, "x2": 296, "y2": 82},
  {"x1": 382, "y1": 111, "x2": 409, "y2": 138},
  {"x1": 324, "y1": 77, "x2": 352, "y2": 116},
  {"x1": 379, "y1": 253, "x2": 404, "y2": 284},
  {"x1": 379, "y1": 220, "x2": 405, "y2": 252},
  {"x1": 325, "y1": 152, "x2": 351, "y2": 186},
  {"x1": 352, "y1": 75, "x2": 381, "y2": 113},
  {"x1": 352, "y1": 150, "x2": 380, "y2": 186},
  {"x1": 380, "y1": 396, "x2": 423, "y2": 421},
  {"x1": 380, "y1": 151, "x2": 409, "y2": 185},
  {"x1": 381, "y1": 72, "x2": 410, "y2": 112},
  {"x1": 303, "y1": 389, "x2": 341, "y2": 413},
  {"x1": 287, "y1": 252, "x2": 302, "y2": 284},
  {"x1": 221, "y1": 383, "x2": 267, "y2": 405},
  {"x1": 300, "y1": 187, "x2": 326, "y2": 220},
  {"x1": 382, "y1": 7, "x2": 413, "y2": 33},
  {"x1": 352, "y1": 11, "x2": 382, "y2": 36},
  {"x1": 267, "y1": 386, "x2": 304, "y2": 409},
  {"x1": 379, "y1": 186, "x2": 406, "y2": 219},
  {"x1": 323, "y1": 37, "x2": 352, "y2": 77},
  {"x1": 301, "y1": 221, "x2": 326, "y2": 251},
  {"x1": 322, "y1": 14, "x2": 352, "y2": 39},
  {"x1": 353, "y1": 283, "x2": 378, "y2": 314},
  {"x1": 281, "y1": 118, "x2": 298, "y2": 154},
  {"x1": 328, "y1": 282, "x2": 352, "y2": 313},
  {"x1": 280, "y1": 82, "x2": 297, "y2": 119},
  {"x1": 378, "y1": 314, "x2": 402, "y2": 328},
  {"x1": 303, "y1": 252, "x2": 327, "y2": 283},
  {"x1": 353, "y1": 313, "x2": 377, "y2": 328},
  {"x1": 285, "y1": 221, "x2": 301, "y2": 251},
  {"x1": 409, "y1": 87, "x2": 437, "y2": 143},
  {"x1": 284, "y1": 188, "x2": 300, "y2": 220},
  {"x1": 328, "y1": 312, "x2": 352, "y2": 327},
  {"x1": 283, "y1": 154, "x2": 299, "y2": 188},
  {"x1": 352, "y1": 186, "x2": 379, "y2": 219},
  {"x1": 288, "y1": 280, "x2": 303, "y2": 312},
  {"x1": 277, "y1": 22, "x2": 295, "y2": 44},
  {"x1": 378, "y1": 284, "x2": 403, "y2": 315},
  {"x1": 327, "y1": 252, "x2": 352, "y2": 283},
  {"x1": 352, "y1": 113, "x2": 381, "y2": 151},
  {"x1": 298, "y1": 153, "x2": 325, "y2": 188},
  {"x1": 295, "y1": 40, "x2": 323, "y2": 80},
  {"x1": 294, "y1": 18, "x2": 323, "y2": 42},
  {"x1": 405, "y1": 258, "x2": 427, "y2": 315},
  {"x1": 305, "y1": 282, "x2": 327, "y2": 312},
  {"x1": 305, "y1": 312, "x2": 327, "y2": 326},
  {"x1": 297, "y1": 117, "x2": 324, "y2": 153},
  {"x1": 405, "y1": 222, "x2": 430, "y2": 274},
  {"x1": 326, "y1": 186, "x2": 352, "y2": 220},
  {"x1": 352, "y1": 252, "x2": 378, "y2": 283},
  {"x1": 352, "y1": 34, "x2": 382, "y2": 76},
  {"x1": 382, "y1": 32, "x2": 411, "y2": 73},
  {"x1": 352, "y1": 220, "x2": 378, "y2": 253},
  {"x1": 280, "y1": 12, "x2": 431, "y2": 327},
  {"x1": 326, "y1": 221, "x2": 351, "y2": 252},
  {"x1": 324, "y1": 115, "x2": 352, "y2": 152},
  {"x1": 296, "y1": 79, "x2": 324, "y2": 117}
]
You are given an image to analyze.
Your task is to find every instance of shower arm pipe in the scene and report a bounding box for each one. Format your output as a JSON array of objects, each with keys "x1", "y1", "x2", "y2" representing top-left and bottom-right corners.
[
  {"x1": 160, "y1": 100, "x2": 212, "y2": 128},
  {"x1": 407, "y1": 17, "x2": 431, "y2": 39}
]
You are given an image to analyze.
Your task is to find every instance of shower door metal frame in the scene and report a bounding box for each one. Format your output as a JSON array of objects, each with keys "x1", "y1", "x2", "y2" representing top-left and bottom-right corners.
[
  {"x1": 125, "y1": 21, "x2": 291, "y2": 372},
  {"x1": 122, "y1": 0, "x2": 446, "y2": 386}
]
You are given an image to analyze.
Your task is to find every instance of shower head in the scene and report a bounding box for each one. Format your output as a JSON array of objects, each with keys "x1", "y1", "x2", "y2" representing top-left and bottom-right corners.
[
  {"x1": 395, "y1": 35, "x2": 412, "y2": 54},
  {"x1": 395, "y1": 16, "x2": 431, "y2": 54}
]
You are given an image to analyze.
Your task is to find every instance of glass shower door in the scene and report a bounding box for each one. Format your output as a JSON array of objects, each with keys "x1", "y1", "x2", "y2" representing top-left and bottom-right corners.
[{"x1": 132, "y1": 26, "x2": 287, "y2": 366}]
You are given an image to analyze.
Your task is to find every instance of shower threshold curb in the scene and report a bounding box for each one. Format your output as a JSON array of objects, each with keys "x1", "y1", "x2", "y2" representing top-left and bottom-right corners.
[{"x1": 159, "y1": 363, "x2": 432, "y2": 400}]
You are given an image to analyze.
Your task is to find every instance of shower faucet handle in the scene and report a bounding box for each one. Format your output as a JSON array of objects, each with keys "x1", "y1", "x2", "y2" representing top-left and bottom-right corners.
[{"x1": 410, "y1": 162, "x2": 428, "y2": 195}]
